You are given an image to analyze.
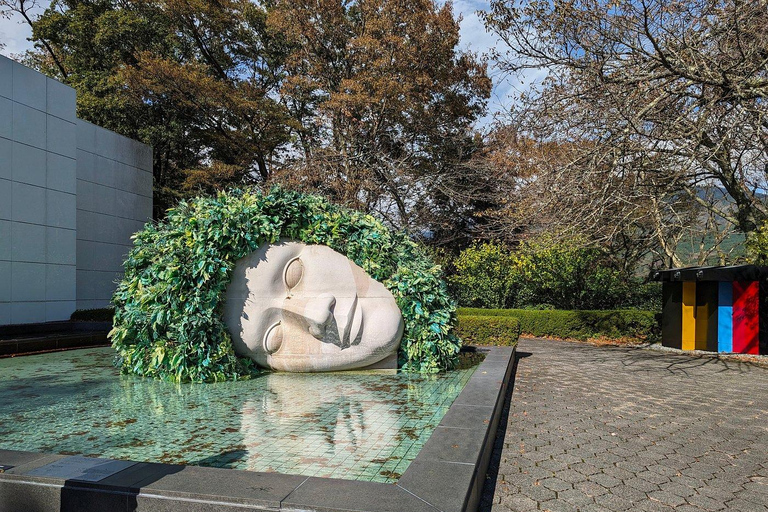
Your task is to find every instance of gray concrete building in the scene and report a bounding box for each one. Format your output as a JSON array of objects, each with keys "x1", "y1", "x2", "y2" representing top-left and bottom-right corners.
[{"x1": 0, "y1": 55, "x2": 152, "y2": 325}]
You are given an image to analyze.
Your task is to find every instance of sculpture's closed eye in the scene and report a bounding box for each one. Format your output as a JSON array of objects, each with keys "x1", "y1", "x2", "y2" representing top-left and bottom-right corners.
[
  {"x1": 264, "y1": 322, "x2": 283, "y2": 354},
  {"x1": 284, "y1": 258, "x2": 304, "y2": 289}
]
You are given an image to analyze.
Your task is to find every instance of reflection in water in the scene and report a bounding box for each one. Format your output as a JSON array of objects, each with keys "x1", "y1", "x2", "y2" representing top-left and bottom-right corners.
[{"x1": 0, "y1": 348, "x2": 479, "y2": 482}]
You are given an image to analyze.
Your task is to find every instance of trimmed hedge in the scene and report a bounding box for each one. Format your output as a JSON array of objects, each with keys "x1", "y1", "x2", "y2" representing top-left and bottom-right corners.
[
  {"x1": 70, "y1": 308, "x2": 115, "y2": 322},
  {"x1": 455, "y1": 315, "x2": 520, "y2": 346},
  {"x1": 458, "y1": 308, "x2": 659, "y2": 342}
]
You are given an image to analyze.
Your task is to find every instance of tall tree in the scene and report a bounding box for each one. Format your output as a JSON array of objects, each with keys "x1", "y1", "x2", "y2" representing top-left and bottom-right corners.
[
  {"x1": 5, "y1": 0, "x2": 492, "y2": 244},
  {"x1": 268, "y1": 0, "x2": 492, "y2": 232},
  {"x1": 6, "y1": 0, "x2": 297, "y2": 215},
  {"x1": 483, "y1": 0, "x2": 768, "y2": 264}
]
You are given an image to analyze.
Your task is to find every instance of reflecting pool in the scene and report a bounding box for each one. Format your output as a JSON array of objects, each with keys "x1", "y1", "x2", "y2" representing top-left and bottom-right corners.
[{"x1": 0, "y1": 348, "x2": 480, "y2": 482}]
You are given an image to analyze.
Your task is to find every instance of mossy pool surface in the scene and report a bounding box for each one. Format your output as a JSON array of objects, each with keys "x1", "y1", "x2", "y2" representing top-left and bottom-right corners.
[{"x1": 0, "y1": 348, "x2": 480, "y2": 482}]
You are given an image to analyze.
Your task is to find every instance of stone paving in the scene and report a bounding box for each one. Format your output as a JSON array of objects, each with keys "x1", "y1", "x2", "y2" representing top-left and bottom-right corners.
[{"x1": 480, "y1": 338, "x2": 768, "y2": 512}]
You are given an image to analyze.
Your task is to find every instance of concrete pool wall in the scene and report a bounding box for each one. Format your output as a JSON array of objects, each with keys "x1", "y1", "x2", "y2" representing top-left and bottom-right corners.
[
  {"x1": 0, "y1": 55, "x2": 152, "y2": 325},
  {"x1": 0, "y1": 345, "x2": 516, "y2": 512}
]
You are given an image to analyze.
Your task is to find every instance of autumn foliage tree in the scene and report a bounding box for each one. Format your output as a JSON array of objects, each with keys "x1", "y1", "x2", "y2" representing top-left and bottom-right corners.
[
  {"x1": 267, "y1": 0, "x2": 492, "y2": 231},
  {"x1": 3, "y1": 0, "x2": 491, "y2": 242}
]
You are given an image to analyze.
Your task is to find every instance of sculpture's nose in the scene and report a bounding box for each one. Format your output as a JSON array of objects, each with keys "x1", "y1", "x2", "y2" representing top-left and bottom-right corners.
[{"x1": 290, "y1": 293, "x2": 336, "y2": 339}]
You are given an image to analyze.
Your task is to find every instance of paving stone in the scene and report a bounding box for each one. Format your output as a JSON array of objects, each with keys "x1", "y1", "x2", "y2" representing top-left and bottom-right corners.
[
  {"x1": 570, "y1": 462, "x2": 602, "y2": 476},
  {"x1": 556, "y1": 488, "x2": 597, "y2": 508},
  {"x1": 674, "y1": 506, "x2": 704, "y2": 512},
  {"x1": 635, "y1": 500, "x2": 675, "y2": 512},
  {"x1": 658, "y1": 481, "x2": 697, "y2": 499},
  {"x1": 726, "y1": 497, "x2": 768, "y2": 511},
  {"x1": 637, "y1": 470, "x2": 672, "y2": 485},
  {"x1": 625, "y1": 478, "x2": 662, "y2": 494},
  {"x1": 593, "y1": 492, "x2": 642, "y2": 511},
  {"x1": 538, "y1": 498, "x2": 579, "y2": 512},
  {"x1": 588, "y1": 473, "x2": 622, "y2": 489},
  {"x1": 537, "y1": 477, "x2": 571, "y2": 493},
  {"x1": 479, "y1": 338, "x2": 768, "y2": 512},
  {"x1": 552, "y1": 469, "x2": 586, "y2": 484},
  {"x1": 646, "y1": 490, "x2": 689, "y2": 507},
  {"x1": 498, "y1": 492, "x2": 539, "y2": 511},
  {"x1": 522, "y1": 483, "x2": 557, "y2": 502},
  {"x1": 574, "y1": 480, "x2": 610, "y2": 497},
  {"x1": 685, "y1": 492, "x2": 727, "y2": 510}
]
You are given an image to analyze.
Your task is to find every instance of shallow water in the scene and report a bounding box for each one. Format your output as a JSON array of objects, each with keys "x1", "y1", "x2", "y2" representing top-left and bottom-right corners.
[{"x1": 0, "y1": 348, "x2": 478, "y2": 482}]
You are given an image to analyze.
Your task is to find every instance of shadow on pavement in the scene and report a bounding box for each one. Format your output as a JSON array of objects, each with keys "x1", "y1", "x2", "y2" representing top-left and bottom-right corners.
[{"x1": 477, "y1": 350, "x2": 529, "y2": 512}]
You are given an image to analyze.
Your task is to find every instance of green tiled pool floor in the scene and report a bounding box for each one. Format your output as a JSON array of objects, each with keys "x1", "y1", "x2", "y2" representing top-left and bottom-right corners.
[{"x1": 0, "y1": 348, "x2": 479, "y2": 482}]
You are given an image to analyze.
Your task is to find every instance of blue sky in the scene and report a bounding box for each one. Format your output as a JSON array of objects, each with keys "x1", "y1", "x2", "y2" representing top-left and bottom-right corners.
[
  {"x1": 0, "y1": 0, "x2": 543, "y2": 127},
  {"x1": 448, "y1": 0, "x2": 545, "y2": 127}
]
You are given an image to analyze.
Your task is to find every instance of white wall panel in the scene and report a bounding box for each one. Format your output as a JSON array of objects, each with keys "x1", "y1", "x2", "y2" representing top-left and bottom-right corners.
[{"x1": 1, "y1": 55, "x2": 151, "y2": 325}]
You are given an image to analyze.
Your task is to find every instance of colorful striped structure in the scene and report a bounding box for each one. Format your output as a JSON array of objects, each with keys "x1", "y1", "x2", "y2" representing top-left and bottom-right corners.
[{"x1": 654, "y1": 266, "x2": 768, "y2": 355}]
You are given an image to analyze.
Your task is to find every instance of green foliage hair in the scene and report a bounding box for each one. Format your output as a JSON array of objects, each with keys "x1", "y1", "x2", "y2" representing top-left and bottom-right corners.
[{"x1": 110, "y1": 187, "x2": 461, "y2": 382}]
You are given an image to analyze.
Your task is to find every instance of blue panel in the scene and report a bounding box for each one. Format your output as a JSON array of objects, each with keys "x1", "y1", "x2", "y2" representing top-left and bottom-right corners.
[{"x1": 718, "y1": 282, "x2": 733, "y2": 352}]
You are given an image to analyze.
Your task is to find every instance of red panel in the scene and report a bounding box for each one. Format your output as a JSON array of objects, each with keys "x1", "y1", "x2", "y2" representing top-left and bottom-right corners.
[{"x1": 733, "y1": 281, "x2": 760, "y2": 354}]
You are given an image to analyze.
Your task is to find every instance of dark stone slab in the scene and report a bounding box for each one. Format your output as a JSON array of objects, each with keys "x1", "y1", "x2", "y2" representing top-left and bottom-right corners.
[
  {"x1": 0, "y1": 340, "x2": 17, "y2": 356},
  {"x1": 281, "y1": 476, "x2": 438, "y2": 512},
  {"x1": 136, "y1": 465, "x2": 307, "y2": 509},
  {"x1": 131, "y1": 493, "x2": 260, "y2": 512},
  {"x1": 58, "y1": 334, "x2": 109, "y2": 350},
  {"x1": 438, "y1": 404, "x2": 494, "y2": 430},
  {"x1": 59, "y1": 486, "x2": 130, "y2": 512},
  {"x1": 472, "y1": 361, "x2": 513, "y2": 375},
  {"x1": 0, "y1": 321, "x2": 109, "y2": 339},
  {"x1": 478, "y1": 346, "x2": 515, "y2": 360},
  {"x1": 397, "y1": 460, "x2": 477, "y2": 512},
  {"x1": 452, "y1": 376, "x2": 503, "y2": 407},
  {"x1": 415, "y1": 426, "x2": 487, "y2": 465},
  {"x1": 95, "y1": 462, "x2": 182, "y2": 492},
  {"x1": 0, "y1": 326, "x2": 110, "y2": 357},
  {"x1": 15, "y1": 338, "x2": 57, "y2": 353},
  {"x1": 399, "y1": 345, "x2": 514, "y2": 512},
  {"x1": 4, "y1": 454, "x2": 67, "y2": 479},
  {"x1": 0, "y1": 449, "x2": 51, "y2": 468},
  {"x1": 25, "y1": 456, "x2": 136, "y2": 482}
]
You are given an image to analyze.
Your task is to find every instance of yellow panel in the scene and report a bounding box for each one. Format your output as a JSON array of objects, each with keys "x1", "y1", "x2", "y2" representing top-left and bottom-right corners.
[
  {"x1": 695, "y1": 298, "x2": 709, "y2": 350},
  {"x1": 682, "y1": 282, "x2": 696, "y2": 351}
]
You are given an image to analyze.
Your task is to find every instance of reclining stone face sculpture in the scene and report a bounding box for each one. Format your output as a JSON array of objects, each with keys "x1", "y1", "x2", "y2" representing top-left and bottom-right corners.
[{"x1": 224, "y1": 241, "x2": 404, "y2": 372}]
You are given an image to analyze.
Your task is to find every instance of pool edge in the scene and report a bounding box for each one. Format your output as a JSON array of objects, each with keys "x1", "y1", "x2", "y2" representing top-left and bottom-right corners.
[{"x1": 0, "y1": 345, "x2": 516, "y2": 512}]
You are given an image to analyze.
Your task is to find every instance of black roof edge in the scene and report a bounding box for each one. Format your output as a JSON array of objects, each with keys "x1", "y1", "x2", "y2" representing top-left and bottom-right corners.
[{"x1": 652, "y1": 265, "x2": 768, "y2": 282}]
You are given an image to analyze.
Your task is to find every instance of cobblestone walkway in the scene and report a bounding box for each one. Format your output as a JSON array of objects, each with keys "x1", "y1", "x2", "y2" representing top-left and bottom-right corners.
[{"x1": 481, "y1": 338, "x2": 768, "y2": 512}]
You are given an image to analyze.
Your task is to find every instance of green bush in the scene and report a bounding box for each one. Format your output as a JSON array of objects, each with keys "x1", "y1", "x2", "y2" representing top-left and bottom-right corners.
[
  {"x1": 70, "y1": 308, "x2": 115, "y2": 322},
  {"x1": 458, "y1": 308, "x2": 659, "y2": 342},
  {"x1": 111, "y1": 187, "x2": 461, "y2": 382},
  {"x1": 623, "y1": 282, "x2": 662, "y2": 311},
  {"x1": 448, "y1": 239, "x2": 661, "y2": 311},
  {"x1": 448, "y1": 242, "x2": 517, "y2": 309},
  {"x1": 513, "y1": 238, "x2": 641, "y2": 310},
  {"x1": 455, "y1": 315, "x2": 520, "y2": 346}
]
